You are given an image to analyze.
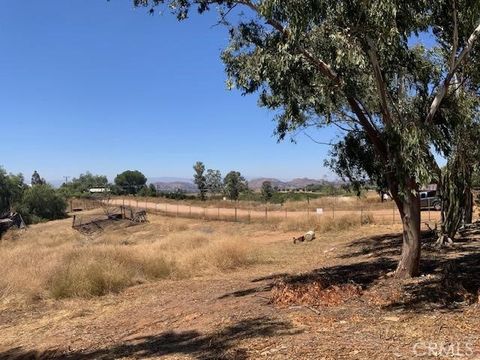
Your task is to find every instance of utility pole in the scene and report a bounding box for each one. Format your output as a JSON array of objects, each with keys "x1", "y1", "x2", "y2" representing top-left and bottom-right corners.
[{"x1": 64, "y1": 176, "x2": 70, "y2": 184}]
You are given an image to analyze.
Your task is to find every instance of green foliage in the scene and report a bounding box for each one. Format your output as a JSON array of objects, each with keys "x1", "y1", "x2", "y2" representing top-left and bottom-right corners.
[
  {"x1": 59, "y1": 172, "x2": 109, "y2": 198},
  {"x1": 260, "y1": 181, "x2": 275, "y2": 202},
  {"x1": 17, "y1": 184, "x2": 67, "y2": 224},
  {"x1": 134, "y1": 0, "x2": 480, "y2": 275},
  {"x1": 158, "y1": 189, "x2": 195, "y2": 200},
  {"x1": 440, "y1": 109, "x2": 480, "y2": 239},
  {"x1": 114, "y1": 170, "x2": 147, "y2": 195},
  {"x1": 31, "y1": 170, "x2": 46, "y2": 186},
  {"x1": 223, "y1": 171, "x2": 248, "y2": 201},
  {"x1": 137, "y1": 184, "x2": 158, "y2": 197},
  {"x1": 134, "y1": 0, "x2": 480, "y2": 201},
  {"x1": 0, "y1": 167, "x2": 27, "y2": 215},
  {"x1": 193, "y1": 161, "x2": 207, "y2": 200},
  {"x1": 326, "y1": 131, "x2": 388, "y2": 195},
  {"x1": 205, "y1": 169, "x2": 223, "y2": 196}
]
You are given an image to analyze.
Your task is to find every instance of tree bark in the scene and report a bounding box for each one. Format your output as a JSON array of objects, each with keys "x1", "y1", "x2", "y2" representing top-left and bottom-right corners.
[
  {"x1": 464, "y1": 188, "x2": 473, "y2": 224},
  {"x1": 394, "y1": 189, "x2": 421, "y2": 278}
]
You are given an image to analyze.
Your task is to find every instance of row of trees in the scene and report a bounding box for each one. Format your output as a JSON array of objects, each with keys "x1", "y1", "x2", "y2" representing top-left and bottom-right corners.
[
  {"x1": 0, "y1": 168, "x2": 67, "y2": 224},
  {"x1": 193, "y1": 162, "x2": 249, "y2": 201},
  {"x1": 59, "y1": 170, "x2": 155, "y2": 197}
]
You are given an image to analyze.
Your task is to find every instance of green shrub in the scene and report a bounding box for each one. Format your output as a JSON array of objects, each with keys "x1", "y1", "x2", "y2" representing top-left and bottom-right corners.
[{"x1": 17, "y1": 184, "x2": 67, "y2": 224}]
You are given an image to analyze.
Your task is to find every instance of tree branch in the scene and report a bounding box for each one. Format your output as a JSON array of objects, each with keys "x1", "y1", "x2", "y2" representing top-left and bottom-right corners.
[
  {"x1": 426, "y1": 16, "x2": 480, "y2": 124},
  {"x1": 232, "y1": 0, "x2": 388, "y2": 162},
  {"x1": 366, "y1": 36, "x2": 394, "y2": 126}
]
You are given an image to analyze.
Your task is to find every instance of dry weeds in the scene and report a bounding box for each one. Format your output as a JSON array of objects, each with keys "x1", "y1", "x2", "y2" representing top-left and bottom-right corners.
[
  {"x1": 271, "y1": 279, "x2": 363, "y2": 307},
  {"x1": 0, "y1": 216, "x2": 263, "y2": 302}
]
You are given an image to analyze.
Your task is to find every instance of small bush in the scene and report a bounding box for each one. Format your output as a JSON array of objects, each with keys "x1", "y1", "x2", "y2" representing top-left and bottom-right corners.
[
  {"x1": 49, "y1": 249, "x2": 136, "y2": 298},
  {"x1": 48, "y1": 247, "x2": 178, "y2": 299},
  {"x1": 17, "y1": 184, "x2": 67, "y2": 224}
]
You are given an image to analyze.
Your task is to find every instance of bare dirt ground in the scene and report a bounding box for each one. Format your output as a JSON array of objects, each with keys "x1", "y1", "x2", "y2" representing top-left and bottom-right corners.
[{"x1": 1, "y1": 215, "x2": 480, "y2": 359}]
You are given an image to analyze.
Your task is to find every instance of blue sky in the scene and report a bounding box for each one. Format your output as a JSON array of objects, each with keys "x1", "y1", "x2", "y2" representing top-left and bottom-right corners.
[{"x1": 0, "y1": 1, "x2": 341, "y2": 183}]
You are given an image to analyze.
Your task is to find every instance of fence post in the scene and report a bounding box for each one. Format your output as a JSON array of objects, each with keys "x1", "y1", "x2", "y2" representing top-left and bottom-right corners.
[
  {"x1": 248, "y1": 208, "x2": 251, "y2": 223},
  {"x1": 204, "y1": 206, "x2": 206, "y2": 220},
  {"x1": 189, "y1": 205, "x2": 192, "y2": 217},
  {"x1": 176, "y1": 203, "x2": 179, "y2": 217},
  {"x1": 360, "y1": 206, "x2": 363, "y2": 225},
  {"x1": 265, "y1": 205, "x2": 268, "y2": 221},
  {"x1": 218, "y1": 207, "x2": 220, "y2": 220},
  {"x1": 235, "y1": 206, "x2": 237, "y2": 222}
]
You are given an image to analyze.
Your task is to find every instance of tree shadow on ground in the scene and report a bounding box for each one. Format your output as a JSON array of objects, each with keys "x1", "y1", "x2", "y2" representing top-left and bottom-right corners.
[
  {"x1": 218, "y1": 273, "x2": 289, "y2": 299},
  {"x1": 385, "y1": 252, "x2": 480, "y2": 312},
  {"x1": 279, "y1": 257, "x2": 397, "y2": 289},
  {"x1": 218, "y1": 227, "x2": 480, "y2": 314},
  {"x1": 0, "y1": 316, "x2": 302, "y2": 360},
  {"x1": 338, "y1": 231, "x2": 436, "y2": 259}
]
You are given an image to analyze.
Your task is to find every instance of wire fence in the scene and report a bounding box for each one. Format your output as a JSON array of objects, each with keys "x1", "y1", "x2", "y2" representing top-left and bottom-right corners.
[{"x1": 72, "y1": 196, "x2": 466, "y2": 229}]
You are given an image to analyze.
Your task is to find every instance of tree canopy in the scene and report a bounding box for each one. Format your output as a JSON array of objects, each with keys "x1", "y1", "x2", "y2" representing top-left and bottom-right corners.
[
  {"x1": 60, "y1": 172, "x2": 109, "y2": 197},
  {"x1": 133, "y1": 0, "x2": 480, "y2": 277},
  {"x1": 224, "y1": 171, "x2": 248, "y2": 200},
  {"x1": 205, "y1": 169, "x2": 223, "y2": 196},
  {"x1": 261, "y1": 180, "x2": 275, "y2": 202},
  {"x1": 114, "y1": 170, "x2": 147, "y2": 195},
  {"x1": 31, "y1": 170, "x2": 46, "y2": 186},
  {"x1": 193, "y1": 161, "x2": 207, "y2": 200}
]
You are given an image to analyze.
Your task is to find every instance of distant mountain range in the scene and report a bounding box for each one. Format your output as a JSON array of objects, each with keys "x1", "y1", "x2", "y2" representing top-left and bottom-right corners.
[
  {"x1": 247, "y1": 177, "x2": 330, "y2": 190},
  {"x1": 150, "y1": 177, "x2": 336, "y2": 193},
  {"x1": 48, "y1": 176, "x2": 336, "y2": 192},
  {"x1": 153, "y1": 181, "x2": 198, "y2": 193}
]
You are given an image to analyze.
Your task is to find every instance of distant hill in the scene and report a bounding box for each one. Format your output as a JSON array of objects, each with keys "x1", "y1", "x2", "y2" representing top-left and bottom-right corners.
[
  {"x1": 247, "y1": 178, "x2": 289, "y2": 190},
  {"x1": 153, "y1": 181, "x2": 198, "y2": 193},
  {"x1": 248, "y1": 177, "x2": 329, "y2": 191},
  {"x1": 288, "y1": 178, "x2": 325, "y2": 188},
  {"x1": 149, "y1": 176, "x2": 338, "y2": 193}
]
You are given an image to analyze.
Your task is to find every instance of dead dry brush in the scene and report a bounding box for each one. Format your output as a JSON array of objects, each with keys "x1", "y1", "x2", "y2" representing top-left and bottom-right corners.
[{"x1": 0, "y1": 216, "x2": 263, "y2": 303}]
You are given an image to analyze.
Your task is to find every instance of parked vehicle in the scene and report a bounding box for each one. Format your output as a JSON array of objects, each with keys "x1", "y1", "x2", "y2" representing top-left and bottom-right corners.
[{"x1": 420, "y1": 190, "x2": 441, "y2": 210}]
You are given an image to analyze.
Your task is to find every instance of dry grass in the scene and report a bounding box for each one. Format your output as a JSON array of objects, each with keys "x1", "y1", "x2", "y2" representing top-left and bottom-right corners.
[
  {"x1": 0, "y1": 205, "x2": 374, "y2": 303},
  {"x1": 123, "y1": 192, "x2": 390, "y2": 212},
  {"x1": 266, "y1": 213, "x2": 374, "y2": 232},
  {"x1": 0, "y1": 216, "x2": 262, "y2": 302}
]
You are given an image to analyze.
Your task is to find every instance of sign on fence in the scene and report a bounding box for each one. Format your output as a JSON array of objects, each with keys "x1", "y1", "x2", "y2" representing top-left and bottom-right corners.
[{"x1": 316, "y1": 208, "x2": 324, "y2": 215}]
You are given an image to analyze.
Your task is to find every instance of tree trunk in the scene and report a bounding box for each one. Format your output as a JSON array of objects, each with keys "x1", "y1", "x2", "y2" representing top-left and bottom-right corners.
[
  {"x1": 394, "y1": 189, "x2": 421, "y2": 278},
  {"x1": 464, "y1": 188, "x2": 473, "y2": 224}
]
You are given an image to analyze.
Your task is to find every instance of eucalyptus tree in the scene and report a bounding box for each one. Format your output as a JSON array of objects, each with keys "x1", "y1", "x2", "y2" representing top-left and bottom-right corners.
[
  {"x1": 193, "y1": 161, "x2": 208, "y2": 200},
  {"x1": 133, "y1": 0, "x2": 480, "y2": 277},
  {"x1": 224, "y1": 171, "x2": 248, "y2": 200},
  {"x1": 261, "y1": 180, "x2": 275, "y2": 202},
  {"x1": 205, "y1": 169, "x2": 223, "y2": 197},
  {"x1": 438, "y1": 113, "x2": 480, "y2": 246}
]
